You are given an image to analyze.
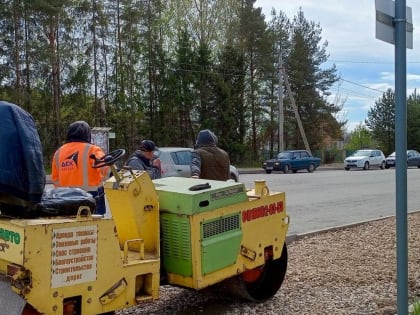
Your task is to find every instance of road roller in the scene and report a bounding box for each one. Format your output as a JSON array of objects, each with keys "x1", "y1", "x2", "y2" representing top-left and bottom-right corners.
[{"x1": 0, "y1": 103, "x2": 289, "y2": 315}]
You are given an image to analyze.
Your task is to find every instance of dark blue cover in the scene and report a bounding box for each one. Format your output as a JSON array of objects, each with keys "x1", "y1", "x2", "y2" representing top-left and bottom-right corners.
[{"x1": 0, "y1": 101, "x2": 45, "y2": 202}]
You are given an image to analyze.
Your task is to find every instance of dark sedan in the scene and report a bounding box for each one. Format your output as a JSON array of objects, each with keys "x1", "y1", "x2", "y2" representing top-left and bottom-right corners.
[
  {"x1": 262, "y1": 150, "x2": 321, "y2": 174},
  {"x1": 385, "y1": 149, "x2": 420, "y2": 169}
]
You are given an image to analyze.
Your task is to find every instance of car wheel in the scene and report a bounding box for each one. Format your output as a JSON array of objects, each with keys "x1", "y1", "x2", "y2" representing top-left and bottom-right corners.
[
  {"x1": 265, "y1": 170, "x2": 272, "y2": 174},
  {"x1": 380, "y1": 161, "x2": 385, "y2": 169},
  {"x1": 230, "y1": 173, "x2": 238, "y2": 182},
  {"x1": 283, "y1": 164, "x2": 289, "y2": 174},
  {"x1": 344, "y1": 167, "x2": 350, "y2": 171},
  {"x1": 292, "y1": 169, "x2": 298, "y2": 173},
  {"x1": 308, "y1": 163, "x2": 315, "y2": 173},
  {"x1": 363, "y1": 162, "x2": 369, "y2": 170},
  {"x1": 385, "y1": 164, "x2": 390, "y2": 169}
]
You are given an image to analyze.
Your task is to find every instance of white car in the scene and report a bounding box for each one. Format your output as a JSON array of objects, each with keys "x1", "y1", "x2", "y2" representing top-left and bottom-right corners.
[
  {"x1": 154, "y1": 147, "x2": 239, "y2": 181},
  {"x1": 344, "y1": 149, "x2": 386, "y2": 171}
]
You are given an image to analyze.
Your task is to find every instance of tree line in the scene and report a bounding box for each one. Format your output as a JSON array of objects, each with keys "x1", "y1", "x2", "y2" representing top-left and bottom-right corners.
[
  {"x1": 346, "y1": 89, "x2": 420, "y2": 156},
  {"x1": 0, "y1": 0, "x2": 344, "y2": 167}
]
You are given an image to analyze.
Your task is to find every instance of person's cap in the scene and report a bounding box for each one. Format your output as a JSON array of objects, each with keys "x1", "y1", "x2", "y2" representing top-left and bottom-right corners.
[
  {"x1": 66, "y1": 121, "x2": 91, "y2": 142},
  {"x1": 139, "y1": 140, "x2": 156, "y2": 152}
]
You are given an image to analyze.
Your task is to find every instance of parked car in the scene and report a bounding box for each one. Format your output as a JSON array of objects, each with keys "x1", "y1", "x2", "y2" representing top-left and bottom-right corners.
[
  {"x1": 344, "y1": 149, "x2": 386, "y2": 170},
  {"x1": 154, "y1": 147, "x2": 239, "y2": 182},
  {"x1": 261, "y1": 150, "x2": 321, "y2": 174},
  {"x1": 385, "y1": 150, "x2": 420, "y2": 169}
]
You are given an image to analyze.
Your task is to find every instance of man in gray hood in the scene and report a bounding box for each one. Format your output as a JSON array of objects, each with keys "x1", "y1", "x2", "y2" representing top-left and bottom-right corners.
[{"x1": 190, "y1": 129, "x2": 230, "y2": 181}]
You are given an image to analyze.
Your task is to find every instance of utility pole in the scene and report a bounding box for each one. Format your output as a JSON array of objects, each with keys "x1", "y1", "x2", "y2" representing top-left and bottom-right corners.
[
  {"x1": 282, "y1": 67, "x2": 311, "y2": 154},
  {"x1": 278, "y1": 48, "x2": 284, "y2": 152}
]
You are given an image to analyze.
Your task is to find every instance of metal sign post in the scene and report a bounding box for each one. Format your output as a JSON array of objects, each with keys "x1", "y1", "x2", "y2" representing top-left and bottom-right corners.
[
  {"x1": 375, "y1": 0, "x2": 413, "y2": 48},
  {"x1": 375, "y1": 0, "x2": 413, "y2": 314}
]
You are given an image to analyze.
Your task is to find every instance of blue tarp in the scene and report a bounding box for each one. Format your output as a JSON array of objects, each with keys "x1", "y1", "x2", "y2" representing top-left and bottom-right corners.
[{"x1": 0, "y1": 101, "x2": 45, "y2": 202}]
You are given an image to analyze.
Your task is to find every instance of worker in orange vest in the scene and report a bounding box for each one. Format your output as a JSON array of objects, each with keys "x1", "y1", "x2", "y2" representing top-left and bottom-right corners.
[{"x1": 51, "y1": 121, "x2": 109, "y2": 215}]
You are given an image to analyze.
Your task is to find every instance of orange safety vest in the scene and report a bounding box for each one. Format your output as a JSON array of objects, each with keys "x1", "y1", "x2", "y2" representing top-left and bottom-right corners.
[{"x1": 51, "y1": 142, "x2": 109, "y2": 191}]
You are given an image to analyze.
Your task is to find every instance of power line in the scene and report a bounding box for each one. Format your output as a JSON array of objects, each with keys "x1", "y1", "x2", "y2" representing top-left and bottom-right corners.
[
  {"x1": 333, "y1": 86, "x2": 379, "y2": 100},
  {"x1": 329, "y1": 59, "x2": 420, "y2": 64},
  {"x1": 339, "y1": 78, "x2": 387, "y2": 93}
]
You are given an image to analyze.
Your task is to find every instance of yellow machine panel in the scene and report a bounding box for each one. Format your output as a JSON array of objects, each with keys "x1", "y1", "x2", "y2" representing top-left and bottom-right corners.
[
  {"x1": 0, "y1": 211, "x2": 160, "y2": 314},
  {"x1": 153, "y1": 177, "x2": 289, "y2": 302},
  {"x1": 0, "y1": 159, "x2": 289, "y2": 313}
]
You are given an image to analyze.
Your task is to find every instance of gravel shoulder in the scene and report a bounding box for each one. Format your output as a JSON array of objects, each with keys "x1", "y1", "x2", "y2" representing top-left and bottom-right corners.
[{"x1": 119, "y1": 212, "x2": 420, "y2": 315}]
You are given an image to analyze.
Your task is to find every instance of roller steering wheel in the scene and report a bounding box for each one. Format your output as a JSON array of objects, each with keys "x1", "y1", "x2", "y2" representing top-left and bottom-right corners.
[{"x1": 91, "y1": 149, "x2": 125, "y2": 168}]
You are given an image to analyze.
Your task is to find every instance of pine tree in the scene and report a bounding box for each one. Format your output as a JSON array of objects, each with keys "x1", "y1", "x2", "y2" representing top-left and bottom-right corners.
[
  {"x1": 407, "y1": 90, "x2": 420, "y2": 150},
  {"x1": 210, "y1": 42, "x2": 246, "y2": 164},
  {"x1": 238, "y1": 0, "x2": 272, "y2": 161},
  {"x1": 286, "y1": 9, "x2": 342, "y2": 151},
  {"x1": 365, "y1": 88, "x2": 395, "y2": 154},
  {"x1": 265, "y1": 9, "x2": 291, "y2": 157}
]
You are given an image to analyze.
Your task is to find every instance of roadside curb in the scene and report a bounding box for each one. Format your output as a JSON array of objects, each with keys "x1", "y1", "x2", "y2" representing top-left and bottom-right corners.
[
  {"x1": 239, "y1": 164, "x2": 343, "y2": 174},
  {"x1": 285, "y1": 214, "x2": 397, "y2": 245},
  {"x1": 45, "y1": 164, "x2": 344, "y2": 182}
]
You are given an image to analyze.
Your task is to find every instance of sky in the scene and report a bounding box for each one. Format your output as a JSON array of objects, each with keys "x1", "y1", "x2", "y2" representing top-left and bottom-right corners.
[{"x1": 255, "y1": 0, "x2": 420, "y2": 133}]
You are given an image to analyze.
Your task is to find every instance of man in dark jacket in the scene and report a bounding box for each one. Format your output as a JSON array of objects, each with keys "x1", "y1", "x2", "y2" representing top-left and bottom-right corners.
[
  {"x1": 190, "y1": 129, "x2": 230, "y2": 181},
  {"x1": 125, "y1": 140, "x2": 162, "y2": 180}
]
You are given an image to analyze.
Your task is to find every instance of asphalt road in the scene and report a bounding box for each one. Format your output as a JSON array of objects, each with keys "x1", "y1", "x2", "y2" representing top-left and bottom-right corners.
[{"x1": 238, "y1": 167, "x2": 420, "y2": 236}]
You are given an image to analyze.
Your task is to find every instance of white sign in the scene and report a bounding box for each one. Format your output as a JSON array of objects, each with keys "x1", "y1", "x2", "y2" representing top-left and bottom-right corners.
[
  {"x1": 51, "y1": 225, "x2": 98, "y2": 288},
  {"x1": 375, "y1": 0, "x2": 413, "y2": 49}
]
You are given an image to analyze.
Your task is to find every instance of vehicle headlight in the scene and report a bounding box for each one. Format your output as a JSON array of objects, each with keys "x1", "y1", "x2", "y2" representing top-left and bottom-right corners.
[{"x1": 274, "y1": 162, "x2": 280, "y2": 166}]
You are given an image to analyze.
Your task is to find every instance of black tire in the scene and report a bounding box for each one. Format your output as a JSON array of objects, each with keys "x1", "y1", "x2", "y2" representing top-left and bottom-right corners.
[
  {"x1": 308, "y1": 163, "x2": 315, "y2": 173},
  {"x1": 22, "y1": 303, "x2": 42, "y2": 315},
  {"x1": 265, "y1": 170, "x2": 272, "y2": 174},
  {"x1": 283, "y1": 164, "x2": 289, "y2": 174},
  {"x1": 292, "y1": 169, "x2": 298, "y2": 173},
  {"x1": 363, "y1": 162, "x2": 369, "y2": 170},
  {"x1": 217, "y1": 244, "x2": 288, "y2": 302},
  {"x1": 344, "y1": 167, "x2": 350, "y2": 171},
  {"x1": 385, "y1": 164, "x2": 390, "y2": 169}
]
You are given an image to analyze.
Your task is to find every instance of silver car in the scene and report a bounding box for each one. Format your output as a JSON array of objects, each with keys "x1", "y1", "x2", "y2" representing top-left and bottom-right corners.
[
  {"x1": 344, "y1": 149, "x2": 386, "y2": 170},
  {"x1": 154, "y1": 147, "x2": 239, "y2": 181}
]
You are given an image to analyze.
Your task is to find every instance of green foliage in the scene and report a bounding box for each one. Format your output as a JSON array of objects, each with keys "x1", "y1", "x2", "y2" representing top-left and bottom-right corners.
[
  {"x1": 237, "y1": 0, "x2": 274, "y2": 161},
  {"x1": 365, "y1": 88, "x2": 395, "y2": 155},
  {"x1": 211, "y1": 43, "x2": 246, "y2": 164},
  {"x1": 407, "y1": 90, "x2": 420, "y2": 151},
  {"x1": 412, "y1": 299, "x2": 420, "y2": 315},
  {"x1": 345, "y1": 123, "x2": 374, "y2": 151},
  {"x1": 0, "y1": 0, "x2": 346, "y2": 167}
]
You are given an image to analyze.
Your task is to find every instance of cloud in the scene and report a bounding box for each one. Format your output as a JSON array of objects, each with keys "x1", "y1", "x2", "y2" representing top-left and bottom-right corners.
[
  {"x1": 408, "y1": 73, "x2": 420, "y2": 81},
  {"x1": 379, "y1": 72, "x2": 394, "y2": 81}
]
